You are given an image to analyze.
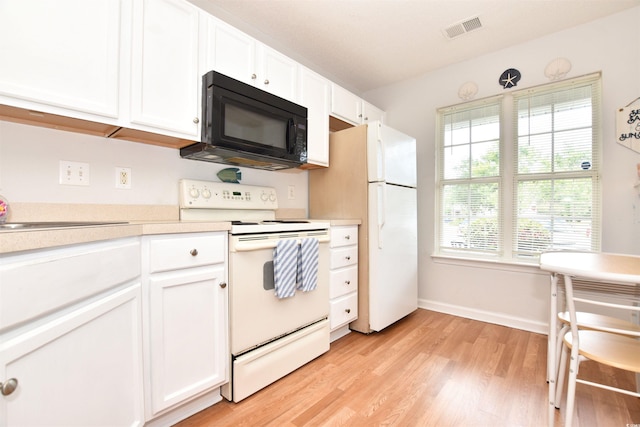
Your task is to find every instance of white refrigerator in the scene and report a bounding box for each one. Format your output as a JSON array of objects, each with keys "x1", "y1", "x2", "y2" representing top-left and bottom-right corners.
[{"x1": 309, "y1": 121, "x2": 417, "y2": 333}]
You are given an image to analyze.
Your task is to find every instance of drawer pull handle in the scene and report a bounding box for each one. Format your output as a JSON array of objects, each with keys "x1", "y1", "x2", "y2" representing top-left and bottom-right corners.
[
  {"x1": 345, "y1": 308, "x2": 351, "y2": 314},
  {"x1": 0, "y1": 378, "x2": 18, "y2": 396},
  {"x1": 345, "y1": 280, "x2": 351, "y2": 285},
  {"x1": 219, "y1": 282, "x2": 227, "y2": 289},
  {"x1": 190, "y1": 249, "x2": 198, "y2": 256}
]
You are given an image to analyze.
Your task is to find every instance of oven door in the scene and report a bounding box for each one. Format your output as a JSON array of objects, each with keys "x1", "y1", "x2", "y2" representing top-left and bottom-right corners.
[{"x1": 228, "y1": 230, "x2": 330, "y2": 356}]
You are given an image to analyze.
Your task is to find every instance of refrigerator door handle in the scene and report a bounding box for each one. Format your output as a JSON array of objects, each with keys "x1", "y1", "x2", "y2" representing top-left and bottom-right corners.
[
  {"x1": 378, "y1": 125, "x2": 386, "y2": 181},
  {"x1": 376, "y1": 183, "x2": 386, "y2": 249}
]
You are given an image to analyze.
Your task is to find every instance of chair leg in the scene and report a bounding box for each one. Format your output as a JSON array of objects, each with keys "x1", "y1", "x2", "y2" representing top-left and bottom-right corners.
[
  {"x1": 564, "y1": 345, "x2": 581, "y2": 427},
  {"x1": 555, "y1": 342, "x2": 568, "y2": 409}
]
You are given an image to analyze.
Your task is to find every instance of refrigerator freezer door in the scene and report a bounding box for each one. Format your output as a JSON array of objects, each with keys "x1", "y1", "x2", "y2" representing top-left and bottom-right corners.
[
  {"x1": 366, "y1": 122, "x2": 417, "y2": 187},
  {"x1": 368, "y1": 183, "x2": 418, "y2": 331}
]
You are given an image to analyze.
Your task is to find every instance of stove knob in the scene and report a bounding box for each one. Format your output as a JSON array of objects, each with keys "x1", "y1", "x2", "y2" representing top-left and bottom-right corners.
[
  {"x1": 269, "y1": 193, "x2": 276, "y2": 202},
  {"x1": 201, "y1": 189, "x2": 211, "y2": 199},
  {"x1": 260, "y1": 192, "x2": 269, "y2": 201},
  {"x1": 189, "y1": 188, "x2": 200, "y2": 198}
]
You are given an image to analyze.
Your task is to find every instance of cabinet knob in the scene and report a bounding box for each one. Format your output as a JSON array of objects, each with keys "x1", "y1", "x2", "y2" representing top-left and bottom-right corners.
[
  {"x1": 264, "y1": 79, "x2": 269, "y2": 85},
  {"x1": 251, "y1": 73, "x2": 257, "y2": 80},
  {"x1": 193, "y1": 117, "x2": 199, "y2": 124},
  {"x1": 344, "y1": 235, "x2": 350, "y2": 240},
  {"x1": 219, "y1": 282, "x2": 227, "y2": 289},
  {"x1": 0, "y1": 378, "x2": 18, "y2": 396},
  {"x1": 190, "y1": 249, "x2": 198, "y2": 256},
  {"x1": 345, "y1": 255, "x2": 351, "y2": 261},
  {"x1": 345, "y1": 280, "x2": 351, "y2": 285},
  {"x1": 345, "y1": 308, "x2": 351, "y2": 314}
]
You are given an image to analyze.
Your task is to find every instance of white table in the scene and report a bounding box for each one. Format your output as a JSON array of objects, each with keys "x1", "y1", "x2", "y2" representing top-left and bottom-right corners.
[{"x1": 539, "y1": 251, "x2": 640, "y2": 426}]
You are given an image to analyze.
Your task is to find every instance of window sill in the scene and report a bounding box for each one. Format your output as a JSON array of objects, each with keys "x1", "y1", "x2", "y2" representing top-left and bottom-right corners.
[{"x1": 431, "y1": 253, "x2": 547, "y2": 275}]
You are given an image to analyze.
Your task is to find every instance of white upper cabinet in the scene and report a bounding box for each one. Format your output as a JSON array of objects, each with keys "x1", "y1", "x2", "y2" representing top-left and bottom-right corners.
[
  {"x1": 362, "y1": 100, "x2": 386, "y2": 124},
  {"x1": 129, "y1": 0, "x2": 201, "y2": 138},
  {"x1": 205, "y1": 16, "x2": 298, "y2": 101},
  {"x1": 331, "y1": 83, "x2": 385, "y2": 125},
  {"x1": 331, "y1": 83, "x2": 362, "y2": 125},
  {"x1": 0, "y1": 0, "x2": 122, "y2": 121},
  {"x1": 298, "y1": 67, "x2": 330, "y2": 167},
  {"x1": 257, "y1": 44, "x2": 298, "y2": 101},
  {"x1": 204, "y1": 17, "x2": 256, "y2": 86}
]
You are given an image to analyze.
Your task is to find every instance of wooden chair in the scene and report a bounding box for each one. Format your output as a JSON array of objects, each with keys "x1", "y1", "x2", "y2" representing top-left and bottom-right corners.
[{"x1": 553, "y1": 275, "x2": 640, "y2": 427}]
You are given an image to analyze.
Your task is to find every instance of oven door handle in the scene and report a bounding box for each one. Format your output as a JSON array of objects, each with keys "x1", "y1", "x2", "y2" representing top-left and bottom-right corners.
[{"x1": 233, "y1": 235, "x2": 330, "y2": 252}]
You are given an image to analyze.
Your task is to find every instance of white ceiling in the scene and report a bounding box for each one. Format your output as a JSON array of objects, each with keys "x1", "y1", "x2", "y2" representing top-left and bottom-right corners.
[{"x1": 191, "y1": 0, "x2": 640, "y2": 94}]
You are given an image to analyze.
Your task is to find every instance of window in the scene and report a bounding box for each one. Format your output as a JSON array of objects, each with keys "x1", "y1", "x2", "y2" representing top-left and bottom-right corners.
[{"x1": 436, "y1": 74, "x2": 601, "y2": 262}]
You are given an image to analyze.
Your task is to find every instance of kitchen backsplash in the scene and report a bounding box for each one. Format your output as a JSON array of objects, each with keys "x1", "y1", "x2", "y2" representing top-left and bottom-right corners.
[{"x1": 0, "y1": 121, "x2": 309, "y2": 213}]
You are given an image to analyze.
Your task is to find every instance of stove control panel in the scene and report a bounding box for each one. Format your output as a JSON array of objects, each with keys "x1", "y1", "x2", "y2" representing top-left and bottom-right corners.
[{"x1": 179, "y1": 179, "x2": 278, "y2": 210}]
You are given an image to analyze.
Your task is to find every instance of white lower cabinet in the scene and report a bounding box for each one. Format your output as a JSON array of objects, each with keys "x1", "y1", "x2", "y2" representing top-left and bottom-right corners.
[
  {"x1": 0, "y1": 239, "x2": 144, "y2": 427},
  {"x1": 142, "y1": 232, "x2": 229, "y2": 423},
  {"x1": 329, "y1": 225, "x2": 359, "y2": 342}
]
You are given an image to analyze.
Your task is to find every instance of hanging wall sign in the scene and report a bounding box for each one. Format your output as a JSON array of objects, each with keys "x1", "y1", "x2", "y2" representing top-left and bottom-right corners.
[{"x1": 616, "y1": 97, "x2": 640, "y2": 154}]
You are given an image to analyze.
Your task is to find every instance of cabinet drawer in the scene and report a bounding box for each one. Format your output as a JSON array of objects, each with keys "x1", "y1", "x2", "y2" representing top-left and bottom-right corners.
[
  {"x1": 0, "y1": 238, "x2": 141, "y2": 332},
  {"x1": 330, "y1": 292, "x2": 358, "y2": 330},
  {"x1": 329, "y1": 266, "x2": 358, "y2": 299},
  {"x1": 330, "y1": 246, "x2": 357, "y2": 269},
  {"x1": 147, "y1": 233, "x2": 226, "y2": 273},
  {"x1": 330, "y1": 226, "x2": 357, "y2": 248}
]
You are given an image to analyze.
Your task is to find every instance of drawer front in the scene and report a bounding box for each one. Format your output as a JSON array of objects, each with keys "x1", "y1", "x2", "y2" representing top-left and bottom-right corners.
[
  {"x1": 330, "y1": 246, "x2": 358, "y2": 269},
  {"x1": 330, "y1": 292, "x2": 358, "y2": 330},
  {"x1": 330, "y1": 226, "x2": 357, "y2": 248},
  {"x1": 0, "y1": 238, "x2": 141, "y2": 331},
  {"x1": 148, "y1": 232, "x2": 226, "y2": 273},
  {"x1": 329, "y1": 266, "x2": 358, "y2": 299}
]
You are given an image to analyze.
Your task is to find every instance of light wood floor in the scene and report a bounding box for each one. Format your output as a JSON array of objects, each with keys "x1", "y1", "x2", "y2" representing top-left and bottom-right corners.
[{"x1": 176, "y1": 309, "x2": 640, "y2": 426}]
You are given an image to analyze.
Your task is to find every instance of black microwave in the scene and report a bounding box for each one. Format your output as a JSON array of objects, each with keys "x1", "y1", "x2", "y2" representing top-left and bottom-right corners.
[{"x1": 180, "y1": 71, "x2": 308, "y2": 170}]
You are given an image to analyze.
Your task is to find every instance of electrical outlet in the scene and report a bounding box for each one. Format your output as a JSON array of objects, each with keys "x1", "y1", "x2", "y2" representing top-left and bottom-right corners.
[
  {"x1": 115, "y1": 167, "x2": 132, "y2": 189},
  {"x1": 59, "y1": 161, "x2": 90, "y2": 186},
  {"x1": 288, "y1": 185, "x2": 295, "y2": 200}
]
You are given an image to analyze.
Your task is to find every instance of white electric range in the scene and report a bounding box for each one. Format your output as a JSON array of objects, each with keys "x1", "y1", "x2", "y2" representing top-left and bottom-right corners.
[{"x1": 179, "y1": 179, "x2": 331, "y2": 402}]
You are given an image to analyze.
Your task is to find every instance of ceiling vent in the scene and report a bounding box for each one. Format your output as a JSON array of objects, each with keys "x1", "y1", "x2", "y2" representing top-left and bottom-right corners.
[{"x1": 443, "y1": 16, "x2": 483, "y2": 39}]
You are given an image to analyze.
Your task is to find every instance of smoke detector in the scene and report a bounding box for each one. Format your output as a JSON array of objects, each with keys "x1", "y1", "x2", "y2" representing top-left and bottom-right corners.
[{"x1": 443, "y1": 16, "x2": 483, "y2": 39}]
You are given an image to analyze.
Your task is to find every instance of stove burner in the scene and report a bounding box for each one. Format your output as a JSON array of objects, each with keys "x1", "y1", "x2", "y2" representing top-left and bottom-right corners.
[{"x1": 232, "y1": 221, "x2": 259, "y2": 225}]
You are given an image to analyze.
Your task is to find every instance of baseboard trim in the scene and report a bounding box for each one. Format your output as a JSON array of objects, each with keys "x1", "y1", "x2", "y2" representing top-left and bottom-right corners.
[{"x1": 419, "y1": 299, "x2": 548, "y2": 335}]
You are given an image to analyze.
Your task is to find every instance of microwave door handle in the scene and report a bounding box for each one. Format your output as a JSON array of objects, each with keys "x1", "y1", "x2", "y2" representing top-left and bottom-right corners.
[{"x1": 287, "y1": 118, "x2": 296, "y2": 153}]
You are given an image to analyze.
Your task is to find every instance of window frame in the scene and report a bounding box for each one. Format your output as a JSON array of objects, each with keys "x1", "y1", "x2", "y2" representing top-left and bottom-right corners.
[{"x1": 435, "y1": 73, "x2": 602, "y2": 264}]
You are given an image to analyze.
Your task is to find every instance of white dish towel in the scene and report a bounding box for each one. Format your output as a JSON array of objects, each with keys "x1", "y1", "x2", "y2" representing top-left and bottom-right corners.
[
  {"x1": 273, "y1": 239, "x2": 298, "y2": 299},
  {"x1": 273, "y1": 238, "x2": 319, "y2": 299},
  {"x1": 298, "y1": 238, "x2": 319, "y2": 292}
]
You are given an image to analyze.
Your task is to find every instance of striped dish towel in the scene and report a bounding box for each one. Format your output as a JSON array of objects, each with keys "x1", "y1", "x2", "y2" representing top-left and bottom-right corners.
[
  {"x1": 298, "y1": 238, "x2": 319, "y2": 292},
  {"x1": 273, "y1": 239, "x2": 298, "y2": 299}
]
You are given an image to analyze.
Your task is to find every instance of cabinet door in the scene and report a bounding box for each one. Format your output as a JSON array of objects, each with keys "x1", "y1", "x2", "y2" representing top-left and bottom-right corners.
[
  {"x1": 0, "y1": 0, "x2": 121, "y2": 119},
  {"x1": 331, "y1": 83, "x2": 362, "y2": 125},
  {"x1": 148, "y1": 265, "x2": 228, "y2": 415},
  {"x1": 362, "y1": 101, "x2": 385, "y2": 124},
  {"x1": 299, "y1": 67, "x2": 330, "y2": 167},
  {"x1": 0, "y1": 284, "x2": 144, "y2": 427},
  {"x1": 257, "y1": 44, "x2": 298, "y2": 101},
  {"x1": 130, "y1": 0, "x2": 200, "y2": 138},
  {"x1": 207, "y1": 17, "x2": 256, "y2": 86}
]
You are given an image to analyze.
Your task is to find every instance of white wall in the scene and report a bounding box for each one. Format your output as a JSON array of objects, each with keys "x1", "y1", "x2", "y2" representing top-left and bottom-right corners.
[
  {"x1": 363, "y1": 6, "x2": 640, "y2": 333},
  {"x1": 0, "y1": 121, "x2": 309, "y2": 211}
]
